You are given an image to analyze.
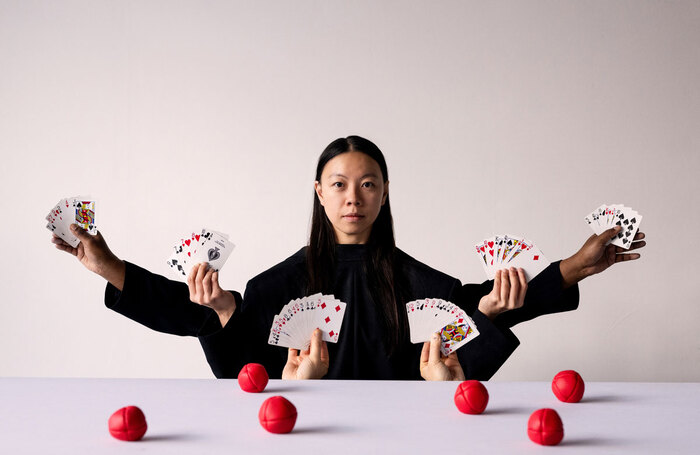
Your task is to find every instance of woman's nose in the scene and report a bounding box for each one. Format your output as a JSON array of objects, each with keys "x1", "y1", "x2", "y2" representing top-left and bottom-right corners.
[{"x1": 346, "y1": 187, "x2": 361, "y2": 206}]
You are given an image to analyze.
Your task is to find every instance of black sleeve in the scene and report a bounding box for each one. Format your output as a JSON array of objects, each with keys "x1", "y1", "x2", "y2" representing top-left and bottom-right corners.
[
  {"x1": 451, "y1": 280, "x2": 520, "y2": 381},
  {"x1": 197, "y1": 305, "x2": 249, "y2": 379},
  {"x1": 199, "y1": 277, "x2": 288, "y2": 379},
  {"x1": 105, "y1": 261, "x2": 246, "y2": 377},
  {"x1": 451, "y1": 262, "x2": 579, "y2": 380},
  {"x1": 458, "y1": 261, "x2": 579, "y2": 329},
  {"x1": 240, "y1": 279, "x2": 288, "y2": 378}
]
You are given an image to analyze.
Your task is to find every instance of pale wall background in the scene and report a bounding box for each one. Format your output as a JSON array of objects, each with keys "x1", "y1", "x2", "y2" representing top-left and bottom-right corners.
[{"x1": 1, "y1": 0, "x2": 698, "y2": 381}]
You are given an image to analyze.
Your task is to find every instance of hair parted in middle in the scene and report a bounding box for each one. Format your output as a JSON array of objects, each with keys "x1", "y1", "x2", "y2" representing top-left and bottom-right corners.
[{"x1": 306, "y1": 136, "x2": 409, "y2": 355}]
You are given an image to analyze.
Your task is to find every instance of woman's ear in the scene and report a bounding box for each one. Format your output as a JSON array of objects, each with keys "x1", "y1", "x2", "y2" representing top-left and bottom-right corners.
[
  {"x1": 381, "y1": 180, "x2": 389, "y2": 205},
  {"x1": 314, "y1": 181, "x2": 324, "y2": 206}
]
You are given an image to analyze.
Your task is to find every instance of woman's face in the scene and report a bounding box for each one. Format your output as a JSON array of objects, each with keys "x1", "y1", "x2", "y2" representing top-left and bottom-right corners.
[{"x1": 314, "y1": 151, "x2": 389, "y2": 244}]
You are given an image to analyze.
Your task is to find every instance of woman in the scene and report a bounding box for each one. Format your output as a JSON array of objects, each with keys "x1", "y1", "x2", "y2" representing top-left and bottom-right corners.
[{"x1": 52, "y1": 136, "x2": 645, "y2": 380}]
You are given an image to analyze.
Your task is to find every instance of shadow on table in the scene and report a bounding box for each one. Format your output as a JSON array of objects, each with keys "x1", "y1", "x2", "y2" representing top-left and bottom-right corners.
[
  {"x1": 483, "y1": 406, "x2": 531, "y2": 416},
  {"x1": 560, "y1": 437, "x2": 629, "y2": 447},
  {"x1": 142, "y1": 433, "x2": 203, "y2": 442},
  {"x1": 263, "y1": 384, "x2": 303, "y2": 393},
  {"x1": 293, "y1": 425, "x2": 360, "y2": 435},
  {"x1": 580, "y1": 394, "x2": 638, "y2": 404}
]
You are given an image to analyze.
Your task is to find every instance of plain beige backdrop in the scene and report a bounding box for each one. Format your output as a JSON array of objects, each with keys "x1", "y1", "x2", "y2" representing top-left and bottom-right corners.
[{"x1": 1, "y1": 0, "x2": 698, "y2": 380}]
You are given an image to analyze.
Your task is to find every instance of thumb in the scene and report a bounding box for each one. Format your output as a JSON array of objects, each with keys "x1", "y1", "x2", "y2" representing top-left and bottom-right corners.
[
  {"x1": 600, "y1": 226, "x2": 621, "y2": 242},
  {"x1": 429, "y1": 332, "x2": 442, "y2": 364},
  {"x1": 309, "y1": 328, "x2": 323, "y2": 360},
  {"x1": 70, "y1": 224, "x2": 89, "y2": 240},
  {"x1": 420, "y1": 341, "x2": 430, "y2": 365},
  {"x1": 212, "y1": 271, "x2": 223, "y2": 292}
]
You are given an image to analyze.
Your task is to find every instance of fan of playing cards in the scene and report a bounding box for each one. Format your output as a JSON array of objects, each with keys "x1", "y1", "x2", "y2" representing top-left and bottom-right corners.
[
  {"x1": 166, "y1": 228, "x2": 235, "y2": 280},
  {"x1": 475, "y1": 235, "x2": 550, "y2": 281},
  {"x1": 406, "y1": 299, "x2": 480, "y2": 356},
  {"x1": 585, "y1": 204, "x2": 642, "y2": 249},
  {"x1": 268, "y1": 294, "x2": 347, "y2": 350},
  {"x1": 46, "y1": 197, "x2": 97, "y2": 248}
]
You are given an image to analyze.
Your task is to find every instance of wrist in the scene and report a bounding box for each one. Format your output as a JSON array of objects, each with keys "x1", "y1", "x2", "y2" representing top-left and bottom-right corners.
[
  {"x1": 98, "y1": 257, "x2": 126, "y2": 291},
  {"x1": 477, "y1": 297, "x2": 497, "y2": 321},
  {"x1": 215, "y1": 298, "x2": 236, "y2": 327},
  {"x1": 560, "y1": 256, "x2": 586, "y2": 288}
]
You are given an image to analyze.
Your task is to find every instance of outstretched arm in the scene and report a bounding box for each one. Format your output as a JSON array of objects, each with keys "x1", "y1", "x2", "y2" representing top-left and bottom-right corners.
[
  {"x1": 52, "y1": 224, "x2": 240, "y2": 337},
  {"x1": 560, "y1": 226, "x2": 646, "y2": 288},
  {"x1": 51, "y1": 224, "x2": 125, "y2": 289}
]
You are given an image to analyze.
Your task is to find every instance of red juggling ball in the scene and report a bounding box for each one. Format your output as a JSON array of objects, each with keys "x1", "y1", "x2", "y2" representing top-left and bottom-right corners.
[
  {"x1": 259, "y1": 396, "x2": 297, "y2": 434},
  {"x1": 454, "y1": 380, "x2": 489, "y2": 414},
  {"x1": 552, "y1": 370, "x2": 585, "y2": 403},
  {"x1": 238, "y1": 363, "x2": 269, "y2": 393},
  {"x1": 108, "y1": 406, "x2": 148, "y2": 441},
  {"x1": 528, "y1": 408, "x2": 564, "y2": 446}
]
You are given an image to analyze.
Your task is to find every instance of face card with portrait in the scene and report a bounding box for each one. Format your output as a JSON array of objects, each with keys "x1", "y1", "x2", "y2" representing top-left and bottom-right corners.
[
  {"x1": 45, "y1": 196, "x2": 97, "y2": 248},
  {"x1": 406, "y1": 298, "x2": 480, "y2": 355}
]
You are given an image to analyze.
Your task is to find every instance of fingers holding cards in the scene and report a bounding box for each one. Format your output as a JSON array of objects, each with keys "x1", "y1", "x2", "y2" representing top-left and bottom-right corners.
[
  {"x1": 477, "y1": 268, "x2": 528, "y2": 319},
  {"x1": 167, "y1": 228, "x2": 235, "y2": 281},
  {"x1": 268, "y1": 294, "x2": 348, "y2": 350},
  {"x1": 585, "y1": 203, "x2": 643, "y2": 250},
  {"x1": 500, "y1": 268, "x2": 527, "y2": 310},
  {"x1": 475, "y1": 234, "x2": 549, "y2": 282},
  {"x1": 46, "y1": 196, "x2": 97, "y2": 248},
  {"x1": 406, "y1": 298, "x2": 480, "y2": 356}
]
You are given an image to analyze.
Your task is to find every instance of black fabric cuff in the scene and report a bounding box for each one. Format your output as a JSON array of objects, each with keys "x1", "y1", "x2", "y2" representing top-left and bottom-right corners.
[
  {"x1": 493, "y1": 260, "x2": 580, "y2": 328},
  {"x1": 458, "y1": 309, "x2": 520, "y2": 381},
  {"x1": 104, "y1": 261, "x2": 240, "y2": 337}
]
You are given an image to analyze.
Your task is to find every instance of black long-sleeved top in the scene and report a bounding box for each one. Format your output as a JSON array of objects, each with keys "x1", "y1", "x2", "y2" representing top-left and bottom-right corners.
[{"x1": 105, "y1": 244, "x2": 578, "y2": 380}]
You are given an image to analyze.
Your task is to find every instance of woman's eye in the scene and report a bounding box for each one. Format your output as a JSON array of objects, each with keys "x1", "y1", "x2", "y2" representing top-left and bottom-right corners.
[
  {"x1": 332, "y1": 182, "x2": 344, "y2": 188},
  {"x1": 362, "y1": 182, "x2": 375, "y2": 188}
]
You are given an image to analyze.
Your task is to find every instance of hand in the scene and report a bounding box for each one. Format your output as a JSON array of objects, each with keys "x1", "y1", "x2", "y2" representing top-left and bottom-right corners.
[
  {"x1": 420, "y1": 332, "x2": 465, "y2": 381},
  {"x1": 50, "y1": 224, "x2": 125, "y2": 290},
  {"x1": 282, "y1": 329, "x2": 329, "y2": 380},
  {"x1": 477, "y1": 268, "x2": 527, "y2": 320},
  {"x1": 560, "y1": 227, "x2": 646, "y2": 287},
  {"x1": 187, "y1": 263, "x2": 237, "y2": 327}
]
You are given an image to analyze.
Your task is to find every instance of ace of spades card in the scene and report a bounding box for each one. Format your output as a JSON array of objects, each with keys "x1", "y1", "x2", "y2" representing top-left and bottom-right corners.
[{"x1": 166, "y1": 228, "x2": 235, "y2": 280}]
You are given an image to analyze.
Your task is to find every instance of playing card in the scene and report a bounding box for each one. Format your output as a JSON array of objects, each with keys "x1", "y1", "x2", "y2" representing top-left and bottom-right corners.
[
  {"x1": 611, "y1": 208, "x2": 642, "y2": 249},
  {"x1": 584, "y1": 204, "x2": 642, "y2": 250},
  {"x1": 189, "y1": 229, "x2": 235, "y2": 272},
  {"x1": 312, "y1": 294, "x2": 346, "y2": 343},
  {"x1": 500, "y1": 234, "x2": 521, "y2": 263},
  {"x1": 267, "y1": 294, "x2": 347, "y2": 350},
  {"x1": 493, "y1": 235, "x2": 504, "y2": 267},
  {"x1": 166, "y1": 228, "x2": 235, "y2": 280},
  {"x1": 45, "y1": 196, "x2": 97, "y2": 247},
  {"x1": 438, "y1": 315, "x2": 478, "y2": 356},
  {"x1": 475, "y1": 237, "x2": 497, "y2": 278},
  {"x1": 511, "y1": 240, "x2": 549, "y2": 281},
  {"x1": 475, "y1": 234, "x2": 550, "y2": 282},
  {"x1": 72, "y1": 198, "x2": 97, "y2": 234},
  {"x1": 406, "y1": 298, "x2": 480, "y2": 355}
]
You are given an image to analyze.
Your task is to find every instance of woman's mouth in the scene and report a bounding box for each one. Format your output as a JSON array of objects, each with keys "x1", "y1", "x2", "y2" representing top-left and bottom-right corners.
[{"x1": 343, "y1": 214, "x2": 365, "y2": 222}]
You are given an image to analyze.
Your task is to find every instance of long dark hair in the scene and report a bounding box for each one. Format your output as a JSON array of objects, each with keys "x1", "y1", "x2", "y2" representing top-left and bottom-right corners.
[{"x1": 306, "y1": 136, "x2": 408, "y2": 355}]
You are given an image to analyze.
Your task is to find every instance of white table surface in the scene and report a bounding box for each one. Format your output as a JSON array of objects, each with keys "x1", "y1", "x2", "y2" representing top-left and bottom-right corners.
[{"x1": 1, "y1": 378, "x2": 698, "y2": 454}]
